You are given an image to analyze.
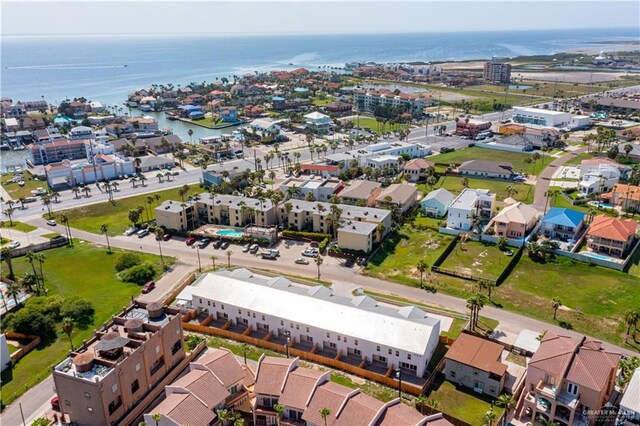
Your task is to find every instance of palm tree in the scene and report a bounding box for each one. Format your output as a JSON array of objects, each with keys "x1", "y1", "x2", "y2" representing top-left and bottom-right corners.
[
  {"x1": 82, "y1": 186, "x2": 92, "y2": 198},
  {"x1": 100, "y1": 224, "x2": 111, "y2": 251},
  {"x1": 315, "y1": 255, "x2": 324, "y2": 281},
  {"x1": 417, "y1": 259, "x2": 428, "y2": 288},
  {"x1": 62, "y1": 317, "x2": 74, "y2": 351},
  {"x1": 319, "y1": 407, "x2": 331, "y2": 426},
  {"x1": 531, "y1": 152, "x2": 541, "y2": 174},
  {"x1": 211, "y1": 255, "x2": 218, "y2": 270},
  {"x1": 25, "y1": 251, "x2": 40, "y2": 294},
  {"x1": 483, "y1": 409, "x2": 497, "y2": 426},
  {"x1": 496, "y1": 394, "x2": 516, "y2": 426},
  {"x1": 274, "y1": 403, "x2": 285, "y2": 426},
  {"x1": 130, "y1": 177, "x2": 137, "y2": 188},
  {"x1": 150, "y1": 413, "x2": 162, "y2": 426},
  {"x1": 178, "y1": 184, "x2": 190, "y2": 202},
  {"x1": 426, "y1": 175, "x2": 437, "y2": 190},
  {"x1": 5, "y1": 281, "x2": 21, "y2": 307},
  {"x1": 505, "y1": 185, "x2": 518, "y2": 199},
  {"x1": 623, "y1": 309, "x2": 640, "y2": 344},
  {"x1": 226, "y1": 250, "x2": 233, "y2": 267},
  {"x1": 552, "y1": 297, "x2": 562, "y2": 320},
  {"x1": 240, "y1": 342, "x2": 250, "y2": 364},
  {"x1": 461, "y1": 177, "x2": 469, "y2": 189},
  {"x1": 216, "y1": 409, "x2": 229, "y2": 426},
  {"x1": 4, "y1": 206, "x2": 15, "y2": 226},
  {"x1": 20, "y1": 272, "x2": 38, "y2": 294},
  {"x1": 466, "y1": 294, "x2": 486, "y2": 330},
  {"x1": 139, "y1": 174, "x2": 147, "y2": 187},
  {"x1": 35, "y1": 253, "x2": 46, "y2": 293}
]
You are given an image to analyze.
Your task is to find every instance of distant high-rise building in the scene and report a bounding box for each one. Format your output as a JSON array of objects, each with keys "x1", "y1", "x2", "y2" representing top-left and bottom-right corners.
[{"x1": 483, "y1": 59, "x2": 512, "y2": 84}]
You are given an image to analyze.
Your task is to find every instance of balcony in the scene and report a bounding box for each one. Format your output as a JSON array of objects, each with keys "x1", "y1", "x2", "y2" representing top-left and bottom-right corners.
[{"x1": 536, "y1": 380, "x2": 579, "y2": 409}]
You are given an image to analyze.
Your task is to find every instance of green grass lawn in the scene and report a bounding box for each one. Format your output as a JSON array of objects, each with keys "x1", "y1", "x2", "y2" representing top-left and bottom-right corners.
[
  {"x1": 627, "y1": 244, "x2": 640, "y2": 279},
  {"x1": 40, "y1": 232, "x2": 61, "y2": 239},
  {"x1": 7, "y1": 345, "x2": 18, "y2": 355},
  {"x1": 439, "y1": 241, "x2": 511, "y2": 281},
  {"x1": 365, "y1": 224, "x2": 454, "y2": 287},
  {"x1": 0, "y1": 172, "x2": 46, "y2": 199},
  {"x1": 0, "y1": 237, "x2": 10, "y2": 245},
  {"x1": 311, "y1": 96, "x2": 334, "y2": 106},
  {"x1": 0, "y1": 242, "x2": 169, "y2": 406},
  {"x1": 1, "y1": 221, "x2": 38, "y2": 233},
  {"x1": 425, "y1": 376, "x2": 504, "y2": 425},
  {"x1": 564, "y1": 152, "x2": 594, "y2": 166},
  {"x1": 429, "y1": 147, "x2": 545, "y2": 176},
  {"x1": 346, "y1": 116, "x2": 410, "y2": 134},
  {"x1": 422, "y1": 176, "x2": 534, "y2": 204},
  {"x1": 54, "y1": 184, "x2": 199, "y2": 236}
]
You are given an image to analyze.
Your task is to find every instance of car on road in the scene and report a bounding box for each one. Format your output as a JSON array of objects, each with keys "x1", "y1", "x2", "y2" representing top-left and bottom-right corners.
[
  {"x1": 261, "y1": 251, "x2": 277, "y2": 260},
  {"x1": 46, "y1": 219, "x2": 57, "y2": 226},
  {"x1": 185, "y1": 237, "x2": 197, "y2": 246},
  {"x1": 7, "y1": 241, "x2": 20, "y2": 249},
  {"x1": 439, "y1": 147, "x2": 455, "y2": 154},
  {"x1": 137, "y1": 229, "x2": 150, "y2": 238},
  {"x1": 162, "y1": 233, "x2": 171, "y2": 241},
  {"x1": 197, "y1": 238, "x2": 210, "y2": 248},
  {"x1": 220, "y1": 241, "x2": 230, "y2": 250},
  {"x1": 294, "y1": 257, "x2": 310, "y2": 265},
  {"x1": 51, "y1": 396, "x2": 60, "y2": 410},
  {"x1": 171, "y1": 171, "x2": 180, "y2": 176},
  {"x1": 124, "y1": 227, "x2": 138, "y2": 236},
  {"x1": 301, "y1": 247, "x2": 319, "y2": 257},
  {"x1": 141, "y1": 281, "x2": 156, "y2": 294},
  {"x1": 512, "y1": 176, "x2": 526, "y2": 182},
  {"x1": 249, "y1": 243, "x2": 260, "y2": 254},
  {"x1": 242, "y1": 243, "x2": 251, "y2": 252}
]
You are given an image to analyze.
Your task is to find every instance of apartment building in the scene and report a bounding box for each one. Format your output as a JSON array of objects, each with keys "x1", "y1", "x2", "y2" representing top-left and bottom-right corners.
[
  {"x1": 253, "y1": 356, "x2": 451, "y2": 426},
  {"x1": 521, "y1": 332, "x2": 620, "y2": 426},
  {"x1": 325, "y1": 141, "x2": 431, "y2": 169},
  {"x1": 446, "y1": 188, "x2": 496, "y2": 232},
  {"x1": 339, "y1": 179, "x2": 382, "y2": 207},
  {"x1": 197, "y1": 193, "x2": 276, "y2": 228},
  {"x1": 586, "y1": 215, "x2": 637, "y2": 258},
  {"x1": 156, "y1": 200, "x2": 196, "y2": 231},
  {"x1": 144, "y1": 348, "x2": 254, "y2": 426},
  {"x1": 483, "y1": 59, "x2": 512, "y2": 84},
  {"x1": 29, "y1": 139, "x2": 88, "y2": 165},
  {"x1": 278, "y1": 176, "x2": 344, "y2": 202},
  {"x1": 69, "y1": 126, "x2": 95, "y2": 140},
  {"x1": 45, "y1": 154, "x2": 135, "y2": 188},
  {"x1": 353, "y1": 89, "x2": 434, "y2": 116},
  {"x1": 190, "y1": 269, "x2": 440, "y2": 378},
  {"x1": 52, "y1": 302, "x2": 185, "y2": 426}
]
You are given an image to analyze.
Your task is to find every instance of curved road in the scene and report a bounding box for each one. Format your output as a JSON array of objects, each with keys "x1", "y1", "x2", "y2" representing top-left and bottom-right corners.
[{"x1": 533, "y1": 147, "x2": 588, "y2": 212}]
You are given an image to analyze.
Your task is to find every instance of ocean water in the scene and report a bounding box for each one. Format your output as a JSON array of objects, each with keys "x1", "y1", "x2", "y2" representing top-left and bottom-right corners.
[{"x1": 1, "y1": 28, "x2": 637, "y2": 169}]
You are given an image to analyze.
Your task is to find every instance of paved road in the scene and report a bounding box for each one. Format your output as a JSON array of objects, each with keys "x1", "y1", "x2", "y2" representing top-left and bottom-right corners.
[{"x1": 532, "y1": 147, "x2": 588, "y2": 212}]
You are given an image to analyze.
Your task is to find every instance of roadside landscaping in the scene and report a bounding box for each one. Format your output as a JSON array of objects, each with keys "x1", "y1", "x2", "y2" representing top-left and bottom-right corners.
[
  {"x1": 52, "y1": 184, "x2": 199, "y2": 236},
  {"x1": 0, "y1": 241, "x2": 170, "y2": 407},
  {"x1": 1, "y1": 221, "x2": 37, "y2": 233},
  {"x1": 428, "y1": 146, "x2": 542, "y2": 176},
  {"x1": 345, "y1": 116, "x2": 411, "y2": 134}
]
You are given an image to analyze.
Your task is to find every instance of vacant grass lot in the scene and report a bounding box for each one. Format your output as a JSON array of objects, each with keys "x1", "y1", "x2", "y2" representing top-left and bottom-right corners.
[
  {"x1": 1, "y1": 221, "x2": 37, "y2": 233},
  {"x1": 440, "y1": 241, "x2": 511, "y2": 282},
  {"x1": 0, "y1": 172, "x2": 45, "y2": 199},
  {"x1": 54, "y1": 184, "x2": 198, "y2": 236},
  {"x1": 421, "y1": 176, "x2": 534, "y2": 204},
  {"x1": 429, "y1": 147, "x2": 544, "y2": 176},
  {"x1": 564, "y1": 152, "x2": 594, "y2": 166},
  {"x1": 346, "y1": 117, "x2": 410, "y2": 134},
  {"x1": 426, "y1": 376, "x2": 505, "y2": 425},
  {"x1": 0, "y1": 242, "x2": 169, "y2": 407}
]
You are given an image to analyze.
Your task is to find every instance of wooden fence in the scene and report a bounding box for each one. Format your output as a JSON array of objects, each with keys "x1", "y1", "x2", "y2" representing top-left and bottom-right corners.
[
  {"x1": 5, "y1": 332, "x2": 40, "y2": 362},
  {"x1": 162, "y1": 271, "x2": 197, "y2": 305},
  {"x1": 182, "y1": 319, "x2": 424, "y2": 395}
]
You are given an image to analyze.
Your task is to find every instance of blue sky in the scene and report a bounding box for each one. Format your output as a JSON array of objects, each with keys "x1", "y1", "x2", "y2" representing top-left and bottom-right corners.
[{"x1": 2, "y1": 1, "x2": 639, "y2": 36}]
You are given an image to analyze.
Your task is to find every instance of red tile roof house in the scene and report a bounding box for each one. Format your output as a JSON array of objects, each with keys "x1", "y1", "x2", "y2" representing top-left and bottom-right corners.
[
  {"x1": 252, "y1": 355, "x2": 452, "y2": 426},
  {"x1": 586, "y1": 215, "x2": 638, "y2": 259},
  {"x1": 519, "y1": 332, "x2": 620, "y2": 426},
  {"x1": 144, "y1": 348, "x2": 254, "y2": 426}
]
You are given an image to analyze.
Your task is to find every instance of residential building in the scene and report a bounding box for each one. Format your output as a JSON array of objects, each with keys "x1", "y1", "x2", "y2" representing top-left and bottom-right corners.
[
  {"x1": 29, "y1": 139, "x2": 88, "y2": 165},
  {"x1": 325, "y1": 101, "x2": 352, "y2": 115},
  {"x1": 421, "y1": 188, "x2": 455, "y2": 218},
  {"x1": 126, "y1": 116, "x2": 159, "y2": 132},
  {"x1": 196, "y1": 193, "x2": 276, "y2": 228},
  {"x1": 339, "y1": 180, "x2": 382, "y2": 207},
  {"x1": 353, "y1": 89, "x2": 434, "y2": 116},
  {"x1": 586, "y1": 215, "x2": 637, "y2": 258},
  {"x1": 540, "y1": 208, "x2": 586, "y2": 242},
  {"x1": 512, "y1": 107, "x2": 571, "y2": 127},
  {"x1": 190, "y1": 269, "x2": 441, "y2": 378},
  {"x1": 138, "y1": 155, "x2": 175, "y2": 172},
  {"x1": 105, "y1": 122, "x2": 134, "y2": 137},
  {"x1": 604, "y1": 184, "x2": 640, "y2": 213},
  {"x1": 337, "y1": 219, "x2": 379, "y2": 253},
  {"x1": 177, "y1": 105, "x2": 204, "y2": 120},
  {"x1": 144, "y1": 134, "x2": 182, "y2": 154},
  {"x1": 326, "y1": 142, "x2": 431, "y2": 168},
  {"x1": 403, "y1": 158, "x2": 435, "y2": 182},
  {"x1": 485, "y1": 202, "x2": 540, "y2": 239},
  {"x1": 446, "y1": 189, "x2": 497, "y2": 231},
  {"x1": 483, "y1": 59, "x2": 512, "y2": 84},
  {"x1": 202, "y1": 158, "x2": 258, "y2": 186},
  {"x1": 278, "y1": 176, "x2": 345, "y2": 202},
  {"x1": 220, "y1": 106, "x2": 238, "y2": 122},
  {"x1": 578, "y1": 159, "x2": 621, "y2": 196},
  {"x1": 375, "y1": 183, "x2": 418, "y2": 214},
  {"x1": 459, "y1": 160, "x2": 514, "y2": 180},
  {"x1": 45, "y1": 154, "x2": 135, "y2": 188},
  {"x1": 521, "y1": 332, "x2": 620, "y2": 426},
  {"x1": 618, "y1": 368, "x2": 640, "y2": 425},
  {"x1": 581, "y1": 97, "x2": 640, "y2": 114},
  {"x1": 454, "y1": 118, "x2": 492, "y2": 137},
  {"x1": 52, "y1": 302, "x2": 186, "y2": 426},
  {"x1": 300, "y1": 163, "x2": 341, "y2": 178},
  {"x1": 304, "y1": 111, "x2": 334, "y2": 135},
  {"x1": 443, "y1": 333, "x2": 508, "y2": 397},
  {"x1": 366, "y1": 154, "x2": 401, "y2": 171},
  {"x1": 155, "y1": 201, "x2": 196, "y2": 231},
  {"x1": 144, "y1": 348, "x2": 253, "y2": 426}
]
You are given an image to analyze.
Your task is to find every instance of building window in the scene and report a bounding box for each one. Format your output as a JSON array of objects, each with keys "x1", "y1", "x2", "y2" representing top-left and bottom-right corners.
[
  {"x1": 388, "y1": 349, "x2": 392, "y2": 355},
  {"x1": 111, "y1": 384, "x2": 118, "y2": 393},
  {"x1": 489, "y1": 385, "x2": 496, "y2": 393},
  {"x1": 407, "y1": 354, "x2": 411, "y2": 360},
  {"x1": 457, "y1": 364, "x2": 463, "y2": 371},
  {"x1": 290, "y1": 323, "x2": 293, "y2": 328},
  {"x1": 281, "y1": 320, "x2": 284, "y2": 326},
  {"x1": 172, "y1": 340, "x2": 182, "y2": 355},
  {"x1": 238, "y1": 309, "x2": 241, "y2": 314},
  {"x1": 450, "y1": 371, "x2": 456, "y2": 378},
  {"x1": 221, "y1": 304, "x2": 225, "y2": 309},
  {"x1": 355, "y1": 339, "x2": 358, "y2": 346},
  {"x1": 199, "y1": 298, "x2": 202, "y2": 304},
  {"x1": 262, "y1": 315, "x2": 265, "y2": 321},
  {"x1": 396, "y1": 350, "x2": 399, "y2": 357},
  {"x1": 252, "y1": 313, "x2": 256, "y2": 318},
  {"x1": 131, "y1": 380, "x2": 140, "y2": 394},
  {"x1": 376, "y1": 345, "x2": 380, "y2": 352},
  {"x1": 208, "y1": 301, "x2": 211, "y2": 306},
  {"x1": 327, "y1": 332, "x2": 330, "y2": 338},
  {"x1": 306, "y1": 327, "x2": 310, "y2": 333},
  {"x1": 84, "y1": 392, "x2": 91, "y2": 399},
  {"x1": 567, "y1": 383, "x2": 579, "y2": 395},
  {"x1": 338, "y1": 335, "x2": 341, "y2": 341},
  {"x1": 155, "y1": 345, "x2": 160, "y2": 354},
  {"x1": 296, "y1": 324, "x2": 299, "y2": 330}
]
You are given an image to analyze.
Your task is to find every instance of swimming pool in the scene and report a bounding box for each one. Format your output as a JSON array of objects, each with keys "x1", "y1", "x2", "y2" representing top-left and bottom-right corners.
[
  {"x1": 581, "y1": 252, "x2": 615, "y2": 262},
  {"x1": 588, "y1": 201, "x2": 614, "y2": 209},
  {"x1": 215, "y1": 229, "x2": 244, "y2": 238}
]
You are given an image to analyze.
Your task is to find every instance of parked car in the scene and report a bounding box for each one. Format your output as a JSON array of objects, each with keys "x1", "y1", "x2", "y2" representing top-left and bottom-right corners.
[
  {"x1": 213, "y1": 239, "x2": 223, "y2": 249},
  {"x1": 141, "y1": 281, "x2": 156, "y2": 294},
  {"x1": 162, "y1": 233, "x2": 171, "y2": 241},
  {"x1": 439, "y1": 147, "x2": 455, "y2": 154},
  {"x1": 137, "y1": 229, "x2": 149, "y2": 238},
  {"x1": 46, "y1": 219, "x2": 57, "y2": 226},
  {"x1": 343, "y1": 258, "x2": 355, "y2": 267},
  {"x1": 197, "y1": 238, "x2": 210, "y2": 248},
  {"x1": 310, "y1": 241, "x2": 319, "y2": 248},
  {"x1": 242, "y1": 243, "x2": 251, "y2": 253},
  {"x1": 124, "y1": 227, "x2": 138, "y2": 236},
  {"x1": 261, "y1": 252, "x2": 277, "y2": 260},
  {"x1": 302, "y1": 247, "x2": 319, "y2": 257},
  {"x1": 220, "y1": 241, "x2": 230, "y2": 250},
  {"x1": 249, "y1": 244, "x2": 260, "y2": 254},
  {"x1": 7, "y1": 241, "x2": 20, "y2": 249},
  {"x1": 512, "y1": 176, "x2": 526, "y2": 182},
  {"x1": 294, "y1": 257, "x2": 310, "y2": 265},
  {"x1": 269, "y1": 249, "x2": 280, "y2": 257},
  {"x1": 51, "y1": 396, "x2": 60, "y2": 410},
  {"x1": 185, "y1": 237, "x2": 197, "y2": 246}
]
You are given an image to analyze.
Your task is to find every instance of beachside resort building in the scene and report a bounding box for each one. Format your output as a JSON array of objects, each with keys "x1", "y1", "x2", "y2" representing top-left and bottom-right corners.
[
  {"x1": 353, "y1": 89, "x2": 434, "y2": 116},
  {"x1": 52, "y1": 302, "x2": 185, "y2": 426},
  {"x1": 187, "y1": 269, "x2": 441, "y2": 379},
  {"x1": 483, "y1": 59, "x2": 512, "y2": 84}
]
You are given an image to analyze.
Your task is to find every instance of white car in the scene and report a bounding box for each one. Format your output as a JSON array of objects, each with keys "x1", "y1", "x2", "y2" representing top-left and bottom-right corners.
[
  {"x1": 294, "y1": 257, "x2": 310, "y2": 265},
  {"x1": 301, "y1": 247, "x2": 319, "y2": 257},
  {"x1": 46, "y1": 219, "x2": 57, "y2": 226},
  {"x1": 7, "y1": 241, "x2": 21, "y2": 249},
  {"x1": 242, "y1": 243, "x2": 251, "y2": 253},
  {"x1": 124, "y1": 227, "x2": 138, "y2": 236}
]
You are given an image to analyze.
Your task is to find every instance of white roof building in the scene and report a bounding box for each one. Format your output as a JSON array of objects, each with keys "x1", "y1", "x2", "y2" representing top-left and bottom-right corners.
[
  {"x1": 188, "y1": 269, "x2": 440, "y2": 377},
  {"x1": 620, "y1": 368, "x2": 640, "y2": 422}
]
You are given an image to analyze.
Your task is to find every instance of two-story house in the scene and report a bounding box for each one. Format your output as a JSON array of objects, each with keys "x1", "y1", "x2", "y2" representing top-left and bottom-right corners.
[
  {"x1": 485, "y1": 201, "x2": 540, "y2": 239},
  {"x1": 540, "y1": 208, "x2": 586, "y2": 242},
  {"x1": 586, "y1": 215, "x2": 638, "y2": 258},
  {"x1": 446, "y1": 188, "x2": 496, "y2": 232},
  {"x1": 521, "y1": 332, "x2": 620, "y2": 426}
]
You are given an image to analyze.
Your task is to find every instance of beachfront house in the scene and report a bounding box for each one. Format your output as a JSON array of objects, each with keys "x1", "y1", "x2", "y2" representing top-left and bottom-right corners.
[
  {"x1": 540, "y1": 208, "x2": 586, "y2": 242},
  {"x1": 304, "y1": 111, "x2": 334, "y2": 135},
  {"x1": 446, "y1": 188, "x2": 496, "y2": 232},
  {"x1": 421, "y1": 188, "x2": 455, "y2": 218},
  {"x1": 485, "y1": 202, "x2": 540, "y2": 239},
  {"x1": 586, "y1": 215, "x2": 637, "y2": 259}
]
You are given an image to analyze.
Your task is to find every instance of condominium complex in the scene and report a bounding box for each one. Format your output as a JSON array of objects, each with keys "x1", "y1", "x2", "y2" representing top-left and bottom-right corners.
[
  {"x1": 483, "y1": 59, "x2": 512, "y2": 84},
  {"x1": 353, "y1": 89, "x2": 434, "y2": 116},
  {"x1": 52, "y1": 302, "x2": 185, "y2": 426},
  {"x1": 187, "y1": 269, "x2": 441, "y2": 378},
  {"x1": 278, "y1": 176, "x2": 345, "y2": 202}
]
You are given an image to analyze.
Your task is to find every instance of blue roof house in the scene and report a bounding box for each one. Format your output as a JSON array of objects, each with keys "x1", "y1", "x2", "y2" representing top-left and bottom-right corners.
[
  {"x1": 421, "y1": 188, "x2": 455, "y2": 218},
  {"x1": 178, "y1": 104, "x2": 204, "y2": 120},
  {"x1": 540, "y1": 208, "x2": 586, "y2": 242}
]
